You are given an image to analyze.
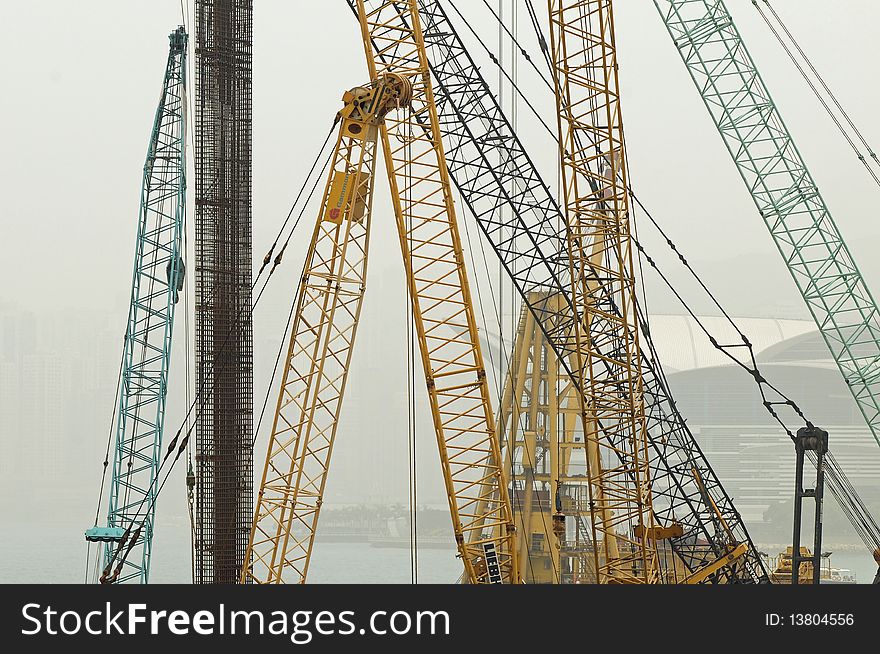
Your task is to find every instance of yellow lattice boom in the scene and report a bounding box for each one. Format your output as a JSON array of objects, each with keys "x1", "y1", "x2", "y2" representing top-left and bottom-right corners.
[
  {"x1": 359, "y1": 0, "x2": 518, "y2": 584},
  {"x1": 243, "y1": 0, "x2": 519, "y2": 584},
  {"x1": 547, "y1": 0, "x2": 660, "y2": 584}
]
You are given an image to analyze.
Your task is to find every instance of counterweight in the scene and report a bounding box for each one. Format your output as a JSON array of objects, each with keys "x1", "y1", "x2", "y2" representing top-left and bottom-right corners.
[{"x1": 85, "y1": 27, "x2": 188, "y2": 584}]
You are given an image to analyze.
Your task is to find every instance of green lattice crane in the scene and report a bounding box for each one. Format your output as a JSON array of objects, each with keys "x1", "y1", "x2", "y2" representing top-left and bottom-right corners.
[
  {"x1": 85, "y1": 26, "x2": 188, "y2": 584},
  {"x1": 655, "y1": 0, "x2": 880, "y2": 447}
]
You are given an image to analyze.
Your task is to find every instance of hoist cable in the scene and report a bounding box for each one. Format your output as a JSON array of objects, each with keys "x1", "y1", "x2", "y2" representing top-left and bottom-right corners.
[
  {"x1": 91, "y1": 344, "x2": 125, "y2": 529},
  {"x1": 441, "y1": 0, "x2": 558, "y2": 142},
  {"x1": 205, "y1": 122, "x2": 339, "y2": 565},
  {"x1": 474, "y1": 0, "x2": 874, "y2": 562},
  {"x1": 459, "y1": 184, "x2": 556, "y2": 584},
  {"x1": 182, "y1": 138, "x2": 195, "y2": 584},
  {"x1": 444, "y1": 0, "x2": 880, "y2": 565},
  {"x1": 522, "y1": 0, "x2": 553, "y2": 75},
  {"x1": 178, "y1": 1, "x2": 196, "y2": 576},
  {"x1": 405, "y1": 107, "x2": 418, "y2": 585},
  {"x1": 87, "y1": 44, "x2": 192, "y2": 581},
  {"x1": 96, "y1": 124, "x2": 335, "y2": 583},
  {"x1": 252, "y1": 135, "x2": 337, "y2": 447},
  {"x1": 101, "y1": 264, "x2": 279, "y2": 582},
  {"x1": 252, "y1": 299, "x2": 296, "y2": 449},
  {"x1": 629, "y1": 189, "x2": 880, "y2": 551},
  {"x1": 758, "y1": 0, "x2": 878, "y2": 161},
  {"x1": 257, "y1": 122, "x2": 338, "y2": 280},
  {"x1": 633, "y1": 232, "x2": 880, "y2": 550},
  {"x1": 479, "y1": 0, "x2": 550, "y2": 90}
]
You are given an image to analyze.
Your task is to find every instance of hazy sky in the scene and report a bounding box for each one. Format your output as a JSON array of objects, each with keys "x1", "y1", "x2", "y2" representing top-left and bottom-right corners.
[
  {"x1": 2, "y1": 1, "x2": 879, "y2": 318},
  {"x1": 2, "y1": 1, "x2": 879, "y2": 581}
]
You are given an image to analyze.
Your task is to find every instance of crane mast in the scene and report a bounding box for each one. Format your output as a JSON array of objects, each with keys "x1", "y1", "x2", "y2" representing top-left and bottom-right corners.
[
  {"x1": 243, "y1": 76, "x2": 397, "y2": 584},
  {"x1": 359, "y1": 0, "x2": 518, "y2": 585},
  {"x1": 547, "y1": 0, "x2": 659, "y2": 583},
  {"x1": 499, "y1": 293, "x2": 596, "y2": 583},
  {"x1": 244, "y1": 0, "x2": 519, "y2": 584},
  {"x1": 654, "y1": 0, "x2": 880, "y2": 449},
  {"x1": 85, "y1": 26, "x2": 188, "y2": 584},
  {"x1": 353, "y1": 0, "x2": 766, "y2": 582}
]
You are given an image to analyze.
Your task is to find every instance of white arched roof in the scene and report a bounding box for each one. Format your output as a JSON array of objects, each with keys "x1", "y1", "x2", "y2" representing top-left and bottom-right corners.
[{"x1": 481, "y1": 313, "x2": 816, "y2": 375}]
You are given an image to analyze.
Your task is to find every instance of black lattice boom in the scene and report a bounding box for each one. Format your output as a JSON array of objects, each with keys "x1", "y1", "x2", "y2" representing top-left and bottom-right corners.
[{"x1": 347, "y1": 0, "x2": 768, "y2": 583}]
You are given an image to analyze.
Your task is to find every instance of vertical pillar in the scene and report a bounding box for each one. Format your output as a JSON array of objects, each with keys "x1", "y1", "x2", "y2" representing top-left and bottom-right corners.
[
  {"x1": 194, "y1": 0, "x2": 254, "y2": 584},
  {"x1": 791, "y1": 426, "x2": 827, "y2": 585}
]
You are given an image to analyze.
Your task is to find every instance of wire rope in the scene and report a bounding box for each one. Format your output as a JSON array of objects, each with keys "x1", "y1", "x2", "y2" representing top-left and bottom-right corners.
[
  {"x1": 94, "y1": 121, "x2": 336, "y2": 582},
  {"x1": 753, "y1": 0, "x2": 880, "y2": 187}
]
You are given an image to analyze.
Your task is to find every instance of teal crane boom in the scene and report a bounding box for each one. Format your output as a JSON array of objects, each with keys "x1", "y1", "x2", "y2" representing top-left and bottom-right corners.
[
  {"x1": 85, "y1": 26, "x2": 188, "y2": 584},
  {"x1": 654, "y1": 0, "x2": 880, "y2": 448}
]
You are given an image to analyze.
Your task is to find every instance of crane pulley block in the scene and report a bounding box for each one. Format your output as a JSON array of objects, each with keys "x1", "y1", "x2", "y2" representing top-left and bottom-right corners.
[{"x1": 337, "y1": 73, "x2": 412, "y2": 136}]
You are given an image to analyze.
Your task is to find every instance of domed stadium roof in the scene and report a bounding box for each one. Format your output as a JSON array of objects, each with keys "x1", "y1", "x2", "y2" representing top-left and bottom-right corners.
[
  {"x1": 481, "y1": 312, "x2": 858, "y2": 423},
  {"x1": 481, "y1": 313, "x2": 817, "y2": 375},
  {"x1": 664, "y1": 362, "x2": 861, "y2": 426},
  {"x1": 644, "y1": 314, "x2": 816, "y2": 372}
]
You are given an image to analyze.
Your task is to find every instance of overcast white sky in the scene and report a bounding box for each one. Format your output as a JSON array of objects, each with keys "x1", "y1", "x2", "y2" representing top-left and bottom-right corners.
[{"x1": 2, "y1": 1, "x2": 878, "y2": 319}]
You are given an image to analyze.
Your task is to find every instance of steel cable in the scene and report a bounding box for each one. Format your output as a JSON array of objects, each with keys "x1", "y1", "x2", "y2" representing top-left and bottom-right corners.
[
  {"x1": 629, "y1": 189, "x2": 880, "y2": 552},
  {"x1": 95, "y1": 122, "x2": 337, "y2": 582},
  {"x1": 753, "y1": 0, "x2": 880, "y2": 188}
]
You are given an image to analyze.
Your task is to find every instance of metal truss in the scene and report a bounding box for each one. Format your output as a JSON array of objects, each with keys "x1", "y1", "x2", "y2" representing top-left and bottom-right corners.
[
  {"x1": 501, "y1": 294, "x2": 713, "y2": 583},
  {"x1": 243, "y1": 89, "x2": 379, "y2": 583},
  {"x1": 655, "y1": 0, "x2": 880, "y2": 449},
  {"x1": 346, "y1": 0, "x2": 768, "y2": 582},
  {"x1": 548, "y1": 0, "x2": 659, "y2": 583},
  {"x1": 359, "y1": 0, "x2": 518, "y2": 584},
  {"x1": 244, "y1": 0, "x2": 519, "y2": 584},
  {"x1": 86, "y1": 27, "x2": 188, "y2": 584}
]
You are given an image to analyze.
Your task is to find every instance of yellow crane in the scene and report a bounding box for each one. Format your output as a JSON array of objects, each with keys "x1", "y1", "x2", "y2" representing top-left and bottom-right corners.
[
  {"x1": 242, "y1": 0, "x2": 518, "y2": 585},
  {"x1": 529, "y1": 0, "x2": 757, "y2": 584},
  {"x1": 498, "y1": 292, "x2": 579, "y2": 584},
  {"x1": 546, "y1": 0, "x2": 660, "y2": 584},
  {"x1": 500, "y1": 297, "x2": 750, "y2": 583}
]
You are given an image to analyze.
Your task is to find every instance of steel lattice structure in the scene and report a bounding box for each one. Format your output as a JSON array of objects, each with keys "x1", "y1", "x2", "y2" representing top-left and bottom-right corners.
[
  {"x1": 347, "y1": 0, "x2": 768, "y2": 582},
  {"x1": 548, "y1": 0, "x2": 660, "y2": 583},
  {"x1": 85, "y1": 27, "x2": 188, "y2": 584},
  {"x1": 244, "y1": 80, "x2": 383, "y2": 584},
  {"x1": 194, "y1": 0, "x2": 255, "y2": 585},
  {"x1": 243, "y1": 0, "x2": 519, "y2": 584},
  {"x1": 655, "y1": 0, "x2": 880, "y2": 450},
  {"x1": 498, "y1": 293, "x2": 593, "y2": 583},
  {"x1": 500, "y1": 294, "x2": 726, "y2": 583},
  {"x1": 364, "y1": 0, "x2": 518, "y2": 585}
]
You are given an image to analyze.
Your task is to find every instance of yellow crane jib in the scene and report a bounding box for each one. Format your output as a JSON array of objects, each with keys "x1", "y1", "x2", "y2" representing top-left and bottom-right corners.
[
  {"x1": 547, "y1": 0, "x2": 660, "y2": 584},
  {"x1": 243, "y1": 0, "x2": 519, "y2": 585}
]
